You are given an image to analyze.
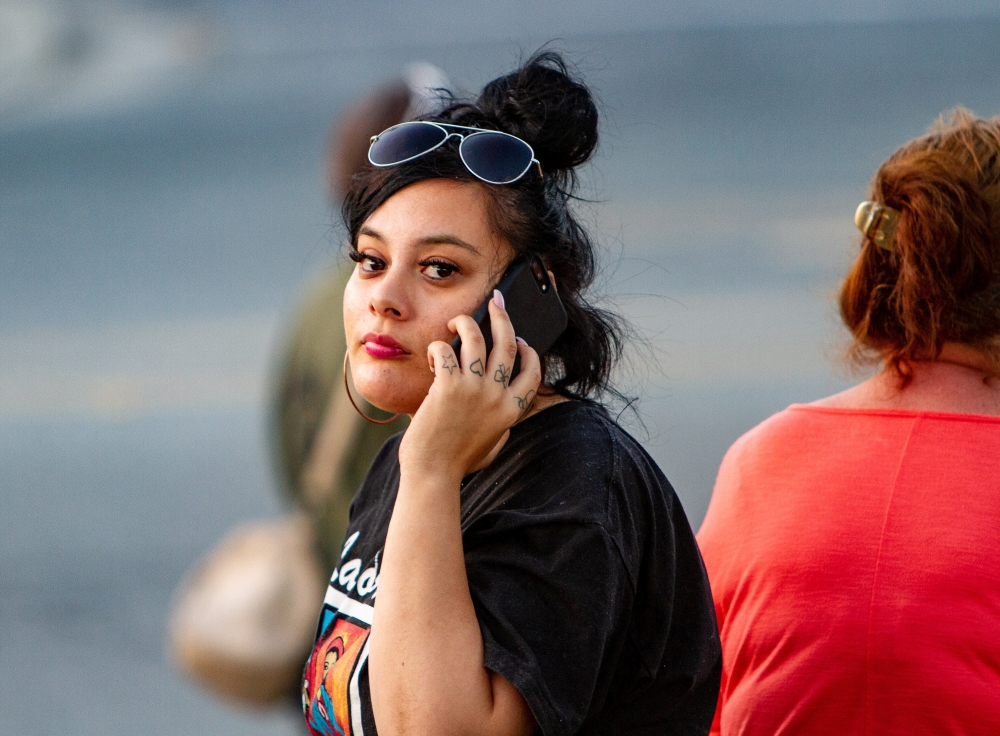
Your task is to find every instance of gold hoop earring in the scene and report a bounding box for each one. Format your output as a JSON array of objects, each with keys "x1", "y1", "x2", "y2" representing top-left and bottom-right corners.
[{"x1": 343, "y1": 351, "x2": 401, "y2": 425}]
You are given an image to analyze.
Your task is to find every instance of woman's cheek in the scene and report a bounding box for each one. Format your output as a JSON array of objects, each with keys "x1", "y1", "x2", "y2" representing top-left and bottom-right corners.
[{"x1": 342, "y1": 274, "x2": 364, "y2": 339}]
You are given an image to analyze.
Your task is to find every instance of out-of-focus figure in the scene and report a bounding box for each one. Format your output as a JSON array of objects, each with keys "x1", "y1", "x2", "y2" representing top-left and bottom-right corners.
[
  {"x1": 167, "y1": 63, "x2": 449, "y2": 707},
  {"x1": 274, "y1": 62, "x2": 450, "y2": 571},
  {"x1": 698, "y1": 108, "x2": 1000, "y2": 735}
]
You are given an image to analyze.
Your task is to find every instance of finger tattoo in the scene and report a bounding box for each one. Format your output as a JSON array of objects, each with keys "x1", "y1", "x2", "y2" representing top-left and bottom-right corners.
[
  {"x1": 469, "y1": 358, "x2": 485, "y2": 377},
  {"x1": 515, "y1": 389, "x2": 536, "y2": 411},
  {"x1": 440, "y1": 353, "x2": 458, "y2": 375},
  {"x1": 494, "y1": 363, "x2": 511, "y2": 388}
]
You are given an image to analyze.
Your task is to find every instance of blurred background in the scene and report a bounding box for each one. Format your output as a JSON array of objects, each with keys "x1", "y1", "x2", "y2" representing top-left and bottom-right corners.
[{"x1": 4, "y1": 0, "x2": 1000, "y2": 733}]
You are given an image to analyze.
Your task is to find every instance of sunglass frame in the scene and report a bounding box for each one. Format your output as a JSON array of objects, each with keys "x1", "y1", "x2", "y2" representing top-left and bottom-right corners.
[{"x1": 368, "y1": 121, "x2": 541, "y2": 185}]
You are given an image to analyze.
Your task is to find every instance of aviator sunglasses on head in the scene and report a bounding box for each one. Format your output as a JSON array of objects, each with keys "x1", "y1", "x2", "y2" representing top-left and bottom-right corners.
[{"x1": 368, "y1": 121, "x2": 542, "y2": 185}]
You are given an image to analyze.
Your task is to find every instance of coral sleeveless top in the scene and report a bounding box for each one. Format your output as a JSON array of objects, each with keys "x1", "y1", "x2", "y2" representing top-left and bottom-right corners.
[{"x1": 697, "y1": 405, "x2": 1000, "y2": 736}]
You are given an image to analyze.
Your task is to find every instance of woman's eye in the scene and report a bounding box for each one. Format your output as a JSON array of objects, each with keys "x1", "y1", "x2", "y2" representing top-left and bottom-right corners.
[
  {"x1": 352, "y1": 252, "x2": 386, "y2": 273},
  {"x1": 421, "y1": 261, "x2": 458, "y2": 280}
]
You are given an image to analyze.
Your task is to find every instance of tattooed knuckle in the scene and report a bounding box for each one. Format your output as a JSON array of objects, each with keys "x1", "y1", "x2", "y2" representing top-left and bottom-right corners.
[{"x1": 492, "y1": 363, "x2": 512, "y2": 388}]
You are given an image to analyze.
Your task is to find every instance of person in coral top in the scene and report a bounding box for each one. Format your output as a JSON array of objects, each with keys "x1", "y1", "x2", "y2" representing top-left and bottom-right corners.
[{"x1": 697, "y1": 107, "x2": 1000, "y2": 736}]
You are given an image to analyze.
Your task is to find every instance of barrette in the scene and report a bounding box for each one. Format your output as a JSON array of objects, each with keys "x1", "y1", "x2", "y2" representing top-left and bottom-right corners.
[{"x1": 854, "y1": 201, "x2": 899, "y2": 252}]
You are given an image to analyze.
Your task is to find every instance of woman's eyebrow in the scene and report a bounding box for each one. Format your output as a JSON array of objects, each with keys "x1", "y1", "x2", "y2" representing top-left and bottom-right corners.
[
  {"x1": 416, "y1": 234, "x2": 481, "y2": 255},
  {"x1": 358, "y1": 226, "x2": 384, "y2": 242},
  {"x1": 357, "y1": 226, "x2": 481, "y2": 255}
]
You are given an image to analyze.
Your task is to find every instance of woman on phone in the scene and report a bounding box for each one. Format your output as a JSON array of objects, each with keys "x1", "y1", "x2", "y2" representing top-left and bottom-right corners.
[{"x1": 301, "y1": 53, "x2": 721, "y2": 736}]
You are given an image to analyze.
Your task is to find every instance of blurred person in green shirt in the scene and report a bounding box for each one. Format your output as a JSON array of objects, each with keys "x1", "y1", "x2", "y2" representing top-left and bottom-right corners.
[{"x1": 271, "y1": 63, "x2": 451, "y2": 572}]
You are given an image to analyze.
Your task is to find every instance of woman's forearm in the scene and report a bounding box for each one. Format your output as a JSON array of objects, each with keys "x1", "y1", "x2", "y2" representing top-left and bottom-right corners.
[{"x1": 369, "y1": 469, "x2": 533, "y2": 736}]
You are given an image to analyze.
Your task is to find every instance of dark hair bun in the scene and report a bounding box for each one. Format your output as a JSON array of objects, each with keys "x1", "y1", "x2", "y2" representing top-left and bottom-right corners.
[{"x1": 476, "y1": 51, "x2": 599, "y2": 173}]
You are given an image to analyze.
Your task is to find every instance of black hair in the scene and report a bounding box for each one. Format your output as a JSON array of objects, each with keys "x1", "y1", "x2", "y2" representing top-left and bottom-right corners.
[{"x1": 342, "y1": 51, "x2": 625, "y2": 401}]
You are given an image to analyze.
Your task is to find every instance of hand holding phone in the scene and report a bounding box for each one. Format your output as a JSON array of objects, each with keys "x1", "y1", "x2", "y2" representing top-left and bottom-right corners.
[{"x1": 450, "y1": 255, "x2": 568, "y2": 381}]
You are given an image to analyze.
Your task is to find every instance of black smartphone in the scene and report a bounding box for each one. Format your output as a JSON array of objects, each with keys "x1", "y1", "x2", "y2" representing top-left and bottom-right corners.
[{"x1": 450, "y1": 255, "x2": 568, "y2": 381}]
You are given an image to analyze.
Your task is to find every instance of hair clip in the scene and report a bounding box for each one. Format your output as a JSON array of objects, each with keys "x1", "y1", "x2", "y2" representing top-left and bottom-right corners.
[{"x1": 854, "y1": 201, "x2": 899, "y2": 252}]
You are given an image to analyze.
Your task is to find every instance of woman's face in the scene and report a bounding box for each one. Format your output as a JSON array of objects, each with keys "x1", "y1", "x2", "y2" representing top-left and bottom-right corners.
[{"x1": 344, "y1": 178, "x2": 511, "y2": 415}]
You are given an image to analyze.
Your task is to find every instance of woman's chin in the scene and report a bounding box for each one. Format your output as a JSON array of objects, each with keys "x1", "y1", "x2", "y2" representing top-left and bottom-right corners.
[
  {"x1": 362, "y1": 393, "x2": 417, "y2": 417},
  {"x1": 352, "y1": 367, "x2": 427, "y2": 416}
]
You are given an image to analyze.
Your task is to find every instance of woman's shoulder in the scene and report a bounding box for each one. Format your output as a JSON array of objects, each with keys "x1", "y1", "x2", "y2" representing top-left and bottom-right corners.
[
  {"x1": 495, "y1": 400, "x2": 678, "y2": 524},
  {"x1": 509, "y1": 400, "x2": 629, "y2": 474},
  {"x1": 721, "y1": 403, "x2": 845, "y2": 462},
  {"x1": 517, "y1": 397, "x2": 612, "y2": 437},
  {"x1": 706, "y1": 400, "x2": 952, "y2": 521},
  {"x1": 726, "y1": 396, "x2": 1000, "y2": 469},
  {"x1": 488, "y1": 401, "x2": 701, "y2": 598}
]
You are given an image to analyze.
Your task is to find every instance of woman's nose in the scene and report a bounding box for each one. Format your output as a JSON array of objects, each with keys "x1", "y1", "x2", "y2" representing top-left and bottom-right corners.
[{"x1": 369, "y1": 269, "x2": 409, "y2": 319}]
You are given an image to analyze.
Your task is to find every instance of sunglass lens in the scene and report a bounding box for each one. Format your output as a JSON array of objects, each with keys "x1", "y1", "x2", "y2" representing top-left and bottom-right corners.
[
  {"x1": 460, "y1": 132, "x2": 533, "y2": 183},
  {"x1": 369, "y1": 123, "x2": 448, "y2": 166}
]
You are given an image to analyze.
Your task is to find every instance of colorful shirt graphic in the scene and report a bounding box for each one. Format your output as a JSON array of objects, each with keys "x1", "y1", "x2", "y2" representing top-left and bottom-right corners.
[{"x1": 303, "y1": 532, "x2": 378, "y2": 736}]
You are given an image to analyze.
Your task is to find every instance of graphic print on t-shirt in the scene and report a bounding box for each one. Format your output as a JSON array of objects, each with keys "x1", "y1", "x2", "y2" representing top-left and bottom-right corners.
[{"x1": 303, "y1": 533, "x2": 378, "y2": 736}]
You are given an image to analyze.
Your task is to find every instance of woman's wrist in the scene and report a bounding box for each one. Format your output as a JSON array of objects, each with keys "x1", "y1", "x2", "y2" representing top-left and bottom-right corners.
[{"x1": 398, "y1": 464, "x2": 466, "y2": 497}]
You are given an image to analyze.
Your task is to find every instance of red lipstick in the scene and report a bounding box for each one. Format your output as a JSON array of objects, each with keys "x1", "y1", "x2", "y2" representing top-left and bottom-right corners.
[{"x1": 362, "y1": 333, "x2": 409, "y2": 359}]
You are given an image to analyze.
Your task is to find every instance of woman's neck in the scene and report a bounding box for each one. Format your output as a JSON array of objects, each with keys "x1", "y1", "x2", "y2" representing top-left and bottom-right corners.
[
  {"x1": 518, "y1": 387, "x2": 569, "y2": 423},
  {"x1": 931, "y1": 342, "x2": 993, "y2": 373},
  {"x1": 812, "y1": 342, "x2": 1000, "y2": 417}
]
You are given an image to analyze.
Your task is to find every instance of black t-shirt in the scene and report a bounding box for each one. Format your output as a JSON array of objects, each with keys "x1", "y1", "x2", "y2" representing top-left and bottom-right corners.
[{"x1": 302, "y1": 401, "x2": 721, "y2": 736}]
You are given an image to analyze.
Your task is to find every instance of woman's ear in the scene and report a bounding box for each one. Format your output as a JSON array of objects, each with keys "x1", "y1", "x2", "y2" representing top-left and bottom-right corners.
[{"x1": 547, "y1": 270, "x2": 557, "y2": 293}]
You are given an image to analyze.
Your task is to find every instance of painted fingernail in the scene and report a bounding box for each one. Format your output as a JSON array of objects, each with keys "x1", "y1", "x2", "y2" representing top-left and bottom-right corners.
[
  {"x1": 493, "y1": 289, "x2": 505, "y2": 309},
  {"x1": 516, "y1": 337, "x2": 527, "y2": 346}
]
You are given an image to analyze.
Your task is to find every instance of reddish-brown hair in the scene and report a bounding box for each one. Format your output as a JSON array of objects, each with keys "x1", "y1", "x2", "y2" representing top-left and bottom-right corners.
[{"x1": 840, "y1": 107, "x2": 1000, "y2": 380}]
